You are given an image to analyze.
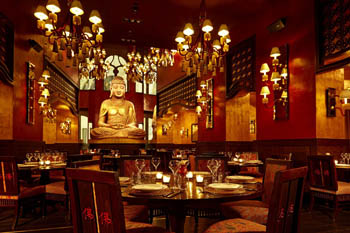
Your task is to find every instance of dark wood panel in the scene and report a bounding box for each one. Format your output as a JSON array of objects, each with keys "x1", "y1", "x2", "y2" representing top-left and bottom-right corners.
[
  {"x1": 0, "y1": 140, "x2": 45, "y2": 162},
  {"x1": 89, "y1": 143, "x2": 145, "y2": 155},
  {"x1": 196, "y1": 141, "x2": 226, "y2": 155},
  {"x1": 45, "y1": 143, "x2": 82, "y2": 155}
]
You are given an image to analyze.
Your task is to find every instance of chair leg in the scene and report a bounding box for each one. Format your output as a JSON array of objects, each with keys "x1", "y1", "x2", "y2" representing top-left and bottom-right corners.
[
  {"x1": 333, "y1": 198, "x2": 339, "y2": 222},
  {"x1": 194, "y1": 209, "x2": 199, "y2": 224},
  {"x1": 12, "y1": 201, "x2": 20, "y2": 230},
  {"x1": 309, "y1": 194, "x2": 315, "y2": 212}
]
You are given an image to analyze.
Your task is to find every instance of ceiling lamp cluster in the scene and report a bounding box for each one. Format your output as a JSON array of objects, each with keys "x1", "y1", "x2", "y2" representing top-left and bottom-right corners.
[
  {"x1": 124, "y1": 47, "x2": 177, "y2": 84},
  {"x1": 174, "y1": 0, "x2": 230, "y2": 78},
  {"x1": 37, "y1": 70, "x2": 57, "y2": 120},
  {"x1": 34, "y1": 0, "x2": 107, "y2": 79},
  {"x1": 79, "y1": 47, "x2": 110, "y2": 80}
]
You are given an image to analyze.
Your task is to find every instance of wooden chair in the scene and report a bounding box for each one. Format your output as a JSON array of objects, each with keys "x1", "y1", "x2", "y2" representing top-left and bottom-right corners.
[
  {"x1": 195, "y1": 155, "x2": 228, "y2": 172},
  {"x1": 0, "y1": 156, "x2": 45, "y2": 230},
  {"x1": 238, "y1": 152, "x2": 263, "y2": 177},
  {"x1": 308, "y1": 155, "x2": 350, "y2": 220},
  {"x1": 119, "y1": 155, "x2": 152, "y2": 177},
  {"x1": 205, "y1": 166, "x2": 308, "y2": 233},
  {"x1": 220, "y1": 158, "x2": 292, "y2": 225},
  {"x1": 66, "y1": 168, "x2": 168, "y2": 233}
]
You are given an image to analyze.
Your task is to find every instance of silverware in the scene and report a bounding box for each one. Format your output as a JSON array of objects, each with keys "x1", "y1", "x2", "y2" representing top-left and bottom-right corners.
[{"x1": 166, "y1": 191, "x2": 181, "y2": 198}]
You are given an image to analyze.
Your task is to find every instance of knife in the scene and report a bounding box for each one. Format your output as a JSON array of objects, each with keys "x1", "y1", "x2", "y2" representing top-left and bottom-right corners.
[{"x1": 166, "y1": 191, "x2": 181, "y2": 198}]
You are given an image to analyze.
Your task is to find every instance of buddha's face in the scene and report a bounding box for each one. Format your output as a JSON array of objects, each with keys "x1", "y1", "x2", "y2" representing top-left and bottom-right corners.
[{"x1": 110, "y1": 83, "x2": 125, "y2": 98}]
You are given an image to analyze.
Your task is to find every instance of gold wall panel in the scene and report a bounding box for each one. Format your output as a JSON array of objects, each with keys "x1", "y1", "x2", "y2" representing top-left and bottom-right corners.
[
  {"x1": 156, "y1": 110, "x2": 197, "y2": 144},
  {"x1": 226, "y1": 92, "x2": 256, "y2": 141},
  {"x1": 316, "y1": 68, "x2": 346, "y2": 139},
  {"x1": 0, "y1": 81, "x2": 13, "y2": 139},
  {"x1": 43, "y1": 120, "x2": 56, "y2": 144}
]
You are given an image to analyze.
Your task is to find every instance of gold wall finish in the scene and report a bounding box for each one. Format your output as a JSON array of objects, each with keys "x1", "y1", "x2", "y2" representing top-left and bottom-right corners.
[
  {"x1": 0, "y1": 81, "x2": 13, "y2": 139},
  {"x1": 316, "y1": 68, "x2": 346, "y2": 139},
  {"x1": 226, "y1": 92, "x2": 256, "y2": 141}
]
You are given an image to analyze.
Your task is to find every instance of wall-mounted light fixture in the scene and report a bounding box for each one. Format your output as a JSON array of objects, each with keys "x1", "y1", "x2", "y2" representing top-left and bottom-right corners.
[
  {"x1": 195, "y1": 79, "x2": 214, "y2": 128},
  {"x1": 180, "y1": 127, "x2": 188, "y2": 137},
  {"x1": 60, "y1": 118, "x2": 71, "y2": 134},
  {"x1": 259, "y1": 45, "x2": 289, "y2": 120},
  {"x1": 38, "y1": 69, "x2": 56, "y2": 121},
  {"x1": 326, "y1": 87, "x2": 350, "y2": 117},
  {"x1": 26, "y1": 62, "x2": 35, "y2": 125}
]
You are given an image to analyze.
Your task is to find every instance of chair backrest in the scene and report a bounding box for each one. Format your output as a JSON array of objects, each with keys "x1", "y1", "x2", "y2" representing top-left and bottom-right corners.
[
  {"x1": 70, "y1": 159, "x2": 100, "y2": 170},
  {"x1": 0, "y1": 156, "x2": 19, "y2": 196},
  {"x1": 307, "y1": 155, "x2": 337, "y2": 191},
  {"x1": 195, "y1": 156, "x2": 228, "y2": 172},
  {"x1": 119, "y1": 156, "x2": 151, "y2": 177},
  {"x1": 266, "y1": 166, "x2": 308, "y2": 233},
  {"x1": 263, "y1": 158, "x2": 292, "y2": 205},
  {"x1": 239, "y1": 152, "x2": 259, "y2": 173},
  {"x1": 100, "y1": 156, "x2": 119, "y2": 171},
  {"x1": 66, "y1": 168, "x2": 126, "y2": 233}
]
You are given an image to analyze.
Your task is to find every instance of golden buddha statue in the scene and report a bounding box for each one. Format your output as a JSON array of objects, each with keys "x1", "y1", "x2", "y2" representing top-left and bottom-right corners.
[{"x1": 91, "y1": 76, "x2": 146, "y2": 139}]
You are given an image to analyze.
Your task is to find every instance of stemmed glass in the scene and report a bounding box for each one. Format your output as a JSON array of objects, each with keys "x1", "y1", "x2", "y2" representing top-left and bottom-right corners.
[
  {"x1": 26, "y1": 153, "x2": 33, "y2": 163},
  {"x1": 135, "y1": 159, "x2": 146, "y2": 184},
  {"x1": 235, "y1": 152, "x2": 241, "y2": 160},
  {"x1": 207, "y1": 159, "x2": 220, "y2": 183},
  {"x1": 151, "y1": 157, "x2": 161, "y2": 171},
  {"x1": 169, "y1": 160, "x2": 179, "y2": 175}
]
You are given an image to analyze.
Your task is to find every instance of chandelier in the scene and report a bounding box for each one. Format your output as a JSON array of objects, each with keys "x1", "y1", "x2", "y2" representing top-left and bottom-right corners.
[
  {"x1": 79, "y1": 47, "x2": 110, "y2": 80},
  {"x1": 33, "y1": 0, "x2": 107, "y2": 79},
  {"x1": 174, "y1": 0, "x2": 230, "y2": 78},
  {"x1": 123, "y1": 47, "x2": 176, "y2": 84},
  {"x1": 37, "y1": 70, "x2": 57, "y2": 121}
]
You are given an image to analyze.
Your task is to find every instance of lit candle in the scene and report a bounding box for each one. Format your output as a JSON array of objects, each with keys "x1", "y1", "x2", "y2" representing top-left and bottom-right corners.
[
  {"x1": 156, "y1": 172, "x2": 163, "y2": 179},
  {"x1": 39, "y1": 161, "x2": 44, "y2": 165},
  {"x1": 163, "y1": 175, "x2": 170, "y2": 183},
  {"x1": 239, "y1": 158, "x2": 244, "y2": 163},
  {"x1": 335, "y1": 160, "x2": 338, "y2": 165},
  {"x1": 186, "y1": 171, "x2": 193, "y2": 179},
  {"x1": 196, "y1": 175, "x2": 204, "y2": 183},
  {"x1": 233, "y1": 158, "x2": 238, "y2": 162},
  {"x1": 45, "y1": 160, "x2": 51, "y2": 165}
]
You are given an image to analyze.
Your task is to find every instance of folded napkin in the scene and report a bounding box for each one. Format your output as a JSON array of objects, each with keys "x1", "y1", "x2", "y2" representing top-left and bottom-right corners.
[
  {"x1": 128, "y1": 187, "x2": 171, "y2": 197},
  {"x1": 204, "y1": 186, "x2": 247, "y2": 195}
]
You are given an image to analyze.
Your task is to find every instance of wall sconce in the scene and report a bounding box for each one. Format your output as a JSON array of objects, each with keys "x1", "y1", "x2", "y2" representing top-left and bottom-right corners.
[
  {"x1": 259, "y1": 45, "x2": 289, "y2": 120},
  {"x1": 60, "y1": 118, "x2": 71, "y2": 134},
  {"x1": 326, "y1": 87, "x2": 350, "y2": 117},
  {"x1": 26, "y1": 62, "x2": 35, "y2": 125},
  {"x1": 196, "y1": 79, "x2": 214, "y2": 128},
  {"x1": 38, "y1": 69, "x2": 57, "y2": 121},
  {"x1": 180, "y1": 127, "x2": 188, "y2": 137}
]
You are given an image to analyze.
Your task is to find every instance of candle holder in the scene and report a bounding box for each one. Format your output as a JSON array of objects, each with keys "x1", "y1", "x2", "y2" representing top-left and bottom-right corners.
[{"x1": 163, "y1": 175, "x2": 171, "y2": 184}]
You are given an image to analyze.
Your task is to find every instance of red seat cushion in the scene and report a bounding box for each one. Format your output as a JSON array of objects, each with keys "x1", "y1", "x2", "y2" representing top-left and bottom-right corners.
[
  {"x1": 126, "y1": 221, "x2": 168, "y2": 233},
  {"x1": 204, "y1": 218, "x2": 266, "y2": 233},
  {"x1": 45, "y1": 181, "x2": 66, "y2": 195},
  {"x1": 19, "y1": 185, "x2": 45, "y2": 199},
  {"x1": 124, "y1": 204, "x2": 149, "y2": 223},
  {"x1": 221, "y1": 200, "x2": 269, "y2": 225}
]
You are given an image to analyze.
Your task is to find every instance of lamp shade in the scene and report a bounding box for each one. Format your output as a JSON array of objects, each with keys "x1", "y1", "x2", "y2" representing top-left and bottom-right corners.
[
  {"x1": 281, "y1": 67, "x2": 288, "y2": 77},
  {"x1": 46, "y1": 0, "x2": 61, "y2": 13},
  {"x1": 213, "y1": 40, "x2": 221, "y2": 50},
  {"x1": 202, "y1": 19, "x2": 213, "y2": 33},
  {"x1": 183, "y1": 23, "x2": 194, "y2": 36},
  {"x1": 175, "y1": 31, "x2": 185, "y2": 43},
  {"x1": 38, "y1": 97, "x2": 48, "y2": 106},
  {"x1": 98, "y1": 23, "x2": 105, "y2": 33},
  {"x1": 218, "y1": 24, "x2": 229, "y2": 37},
  {"x1": 225, "y1": 35, "x2": 231, "y2": 43},
  {"x1": 271, "y1": 71, "x2": 281, "y2": 81},
  {"x1": 34, "y1": 5, "x2": 48, "y2": 20},
  {"x1": 42, "y1": 70, "x2": 50, "y2": 79},
  {"x1": 38, "y1": 77, "x2": 48, "y2": 86},
  {"x1": 44, "y1": 20, "x2": 54, "y2": 31},
  {"x1": 270, "y1": 47, "x2": 281, "y2": 58},
  {"x1": 196, "y1": 105, "x2": 202, "y2": 114},
  {"x1": 260, "y1": 63, "x2": 270, "y2": 74},
  {"x1": 260, "y1": 86, "x2": 270, "y2": 96},
  {"x1": 281, "y1": 90, "x2": 288, "y2": 99},
  {"x1": 41, "y1": 88, "x2": 50, "y2": 98},
  {"x1": 83, "y1": 26, "x2": 93, "y2": 38},
  {"x1": 340, "y1": 89, "x2": 350, "y2": 100},
  {"x1": 70, "y1": 0, "x2": 84, "y2": 16},
  {"x1": 196, "y1": 90, "x2": 202, "y2": 98},
  {"x1": 89, "y1": 10, "x2": 102, "y2": 24},
  {"x1": 200, "y1": 81, "x2": 207, "y2": 89}
]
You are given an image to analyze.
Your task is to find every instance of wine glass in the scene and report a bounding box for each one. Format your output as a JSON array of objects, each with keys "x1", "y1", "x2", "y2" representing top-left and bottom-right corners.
[
  {"x1": 135, "y1": 159, "x2": 146, "y2": 184},
  {"x1": 235, "y1": 152, "x2": 241, "y2": 159},
  {"x1": 207, "y1": 159, "x2": 219, "y2": 182},
  {"x1": 151, "y1": 157, "x2": 161, "y2": 171},
  {"x1": 26, "y1": 153, "x2": 33, "y2": 163},
  {"x1": 169, "y1": 160, "x2": 179, "y2": 175}
]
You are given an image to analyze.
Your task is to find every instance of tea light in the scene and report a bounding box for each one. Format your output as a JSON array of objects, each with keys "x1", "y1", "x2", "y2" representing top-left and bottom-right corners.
[
  {"x1": 233, "y1": 158, "x2": 238, "y2": 162},
  {"x1": 39, "y1": 161, "x2": 44, "y2": 165},
  {"x1": 186, "y1": 171, "x2": 193, "y2": 179},
  {"x1": 163, "y1": 175, "x2": 170, "y2": 183},
  {"x1": 156, "y1": 172, "x2": 163, "y2": 179},
  {"x1": 196, "y1": 175, "x2": 204, "y2": 183},
  {"x1": 239, "y1": 158, "x2": 244, "y2": 163},
  {"x1": 45, "y1": 160, "x2": 51, "y2": 165},
  {"x1": 335, "y1": 160, "x2": 338, "y2": 164}
]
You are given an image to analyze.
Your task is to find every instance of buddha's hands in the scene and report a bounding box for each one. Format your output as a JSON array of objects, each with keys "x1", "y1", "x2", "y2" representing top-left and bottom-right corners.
[{"x1": 111, "y1": 123, "x2": 126, "y2": 129}]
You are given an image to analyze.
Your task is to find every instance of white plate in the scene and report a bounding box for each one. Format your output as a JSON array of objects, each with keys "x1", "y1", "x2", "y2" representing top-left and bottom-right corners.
[
  {"x1": 193, "y1": 171, "x2": 211, "y2": 176},
  {"x1": 142, "y1": 171, "x2": 160, "y2": 175},
  {"x1": 226, "y1": 175, "x2": 255, "y2": 180},
  {"x1": 119, "y1": 177, "x2": 130, "y2": 182},
  {"x1": 18, "y1": 164, "x2": 37, "y2": 168},
  {"x1": 208, "y1": 183, "x2": 242, "y2": 190},
  {"x1": 132, "y1": 184, "x2": 167, "y2": 192},
  {"x1": 245, "y1": 160, "x2": 262, "y2": 164}
]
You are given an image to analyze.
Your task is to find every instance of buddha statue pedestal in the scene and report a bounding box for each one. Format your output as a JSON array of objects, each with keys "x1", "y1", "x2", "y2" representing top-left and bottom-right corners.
[{"x1": 89, "y1": 138, "x2": 146, "y2": 144}]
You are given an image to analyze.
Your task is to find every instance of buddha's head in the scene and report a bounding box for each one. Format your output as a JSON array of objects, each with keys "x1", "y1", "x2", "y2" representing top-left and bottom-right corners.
[{"x1": 110, "y1": 76, "x2": 126, "y2": 98}]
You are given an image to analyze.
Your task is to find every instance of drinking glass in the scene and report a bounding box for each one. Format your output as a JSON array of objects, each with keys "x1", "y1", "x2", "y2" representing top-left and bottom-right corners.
[
  {"x1": 135, "y1": 159, "x2": 145, "y2": 184},
  {"x1": 169, "y1": 160, "x2": 179, "y2": 175},
  {"x1": 235, "y1": 152, "x2": 241, "y2": 159},
  {"x1": 341, "y1": 153, "x2": 345, "y2": 164},
  {"x1": 26, "y1": 153, "x2": 33, "y2": 163},
  {"x1": 207, "y1": 159, "x2": 219, "y2": 183},
  {"x1": 152, "y1": 157, "x2": 161, "y2": 171}
]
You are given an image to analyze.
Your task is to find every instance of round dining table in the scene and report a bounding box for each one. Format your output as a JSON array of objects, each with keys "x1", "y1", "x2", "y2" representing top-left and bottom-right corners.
[
  {"x1": 18, "y1": 162, "x2": 66, "y2": 184},
  {"x1": 121, "y1": 179, "x2": 262, "y2": 233}
]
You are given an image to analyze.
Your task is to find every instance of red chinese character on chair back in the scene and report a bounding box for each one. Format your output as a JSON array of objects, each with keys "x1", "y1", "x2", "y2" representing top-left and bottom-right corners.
[
  {"x1": 99, "y1": 212, "x2": 112, "y2": 225},
  {"x1": 82, "y1": 207, "x2": 94, "y2": 221},
  {"x1": 6, "y1": 173, "x2": 13, "y2": 180}
]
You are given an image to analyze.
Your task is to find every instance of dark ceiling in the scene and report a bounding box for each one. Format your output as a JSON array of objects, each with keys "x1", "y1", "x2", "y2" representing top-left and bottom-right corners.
[{"x1": 70, "y1": 0, "x2": 266, "y2": 49}]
